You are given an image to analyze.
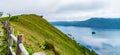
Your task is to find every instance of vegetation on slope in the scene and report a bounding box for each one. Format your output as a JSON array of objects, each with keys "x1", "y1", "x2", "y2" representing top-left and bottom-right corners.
[
  {"x1": 0, "y1": 22, "x2": 8, "y2": 55},
  {"x1": 0, "y1": 14, "x2": 97, "y2": 55}
]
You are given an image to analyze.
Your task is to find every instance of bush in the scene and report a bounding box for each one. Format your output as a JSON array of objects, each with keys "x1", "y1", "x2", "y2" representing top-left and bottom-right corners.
[
  {"x1": 10, "y1": 16, "x2": 19, "y2": 21},
  {"x1": 40, "y1": 41, "x2": 60, "y2": 55},
  {"x1": 40, "y1": 41, "x2": 54, "y2": 50}
]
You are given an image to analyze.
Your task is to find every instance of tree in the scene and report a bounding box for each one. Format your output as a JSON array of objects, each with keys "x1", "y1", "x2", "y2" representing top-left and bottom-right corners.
[{"x1": 0, "y1": 12, "x2": 3, "y2": 17}]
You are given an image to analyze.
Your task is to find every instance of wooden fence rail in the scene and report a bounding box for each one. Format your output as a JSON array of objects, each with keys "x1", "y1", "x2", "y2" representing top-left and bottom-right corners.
[{"x1": 3, "y1": 21, "x2": 29, "y2": 55}]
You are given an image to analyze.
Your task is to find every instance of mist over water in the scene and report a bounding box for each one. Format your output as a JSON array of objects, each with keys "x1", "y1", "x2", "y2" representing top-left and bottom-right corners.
[{"x1": 55, "y1": 26, "x2": 120, "y2": 55}]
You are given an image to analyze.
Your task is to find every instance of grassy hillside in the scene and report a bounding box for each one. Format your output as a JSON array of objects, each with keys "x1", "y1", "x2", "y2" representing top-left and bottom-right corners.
[{"x1": 0, "y1": 14, "x2": 97, "y2": 55}]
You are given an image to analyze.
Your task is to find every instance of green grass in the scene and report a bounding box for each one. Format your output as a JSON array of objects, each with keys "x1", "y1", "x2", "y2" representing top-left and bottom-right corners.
[
  {"x1": 0, "y1": 22, "x2": 8, "y2": 55},
  {"x1": 0, "y1": 14, "x2": 97, "y2": 55}
]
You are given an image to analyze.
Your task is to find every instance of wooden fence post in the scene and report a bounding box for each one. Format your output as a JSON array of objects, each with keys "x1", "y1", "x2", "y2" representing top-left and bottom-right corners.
[
  {"x1": 8, "y1": 29, "x2": 14, "y2": 55},
  {"x1": 16, "y1": 34, "x2": 23, "y2": 55},
  {"x1": 8, "y1": 29, "x2": 14, "y2": 47},
  {"x1": 6, "y1": 21, "x2": 10, "y2": 42}
]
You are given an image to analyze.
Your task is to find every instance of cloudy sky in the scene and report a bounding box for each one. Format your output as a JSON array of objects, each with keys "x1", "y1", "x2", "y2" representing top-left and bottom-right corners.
[{"x1": 0, "y1": 0, "x2": 120, "y2": 21}]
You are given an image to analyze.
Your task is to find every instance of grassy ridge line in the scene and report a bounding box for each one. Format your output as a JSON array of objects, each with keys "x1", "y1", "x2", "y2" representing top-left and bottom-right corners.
[{"x1": 0, "y1": 14, "x2": 97, "y2": 55}]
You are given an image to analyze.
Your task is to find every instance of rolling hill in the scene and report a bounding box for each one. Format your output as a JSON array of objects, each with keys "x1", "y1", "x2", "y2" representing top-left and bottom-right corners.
[{"x1": 0, "y1": 14, "x2": 97, "y2": 55}]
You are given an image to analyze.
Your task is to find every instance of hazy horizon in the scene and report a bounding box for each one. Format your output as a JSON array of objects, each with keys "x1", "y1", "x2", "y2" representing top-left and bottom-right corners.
[{"x1": 0, "y1": 0, "x2": 120, "y2": 21}]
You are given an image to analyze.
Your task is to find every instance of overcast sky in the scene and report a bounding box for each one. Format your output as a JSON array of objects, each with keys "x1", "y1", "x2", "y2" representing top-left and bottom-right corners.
[{"x1": 0, "y1": 0, "x2": 120, "y2": 21}]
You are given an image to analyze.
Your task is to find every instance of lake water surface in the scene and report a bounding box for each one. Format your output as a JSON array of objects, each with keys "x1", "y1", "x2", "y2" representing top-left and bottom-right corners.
[{"x1": 55, "y1": 26, "x2": 120, "y2": 55}]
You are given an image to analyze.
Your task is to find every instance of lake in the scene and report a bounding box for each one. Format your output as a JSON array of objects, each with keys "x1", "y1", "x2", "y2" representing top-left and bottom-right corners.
[{"x1": 55, "y1": 26, "x2": 120, "y2": 55}]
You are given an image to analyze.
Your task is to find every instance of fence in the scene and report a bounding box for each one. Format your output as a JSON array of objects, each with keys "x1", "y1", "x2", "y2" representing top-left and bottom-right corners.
[{"x1": 3, "y1": 21, "x2": 29, "y2": 55}]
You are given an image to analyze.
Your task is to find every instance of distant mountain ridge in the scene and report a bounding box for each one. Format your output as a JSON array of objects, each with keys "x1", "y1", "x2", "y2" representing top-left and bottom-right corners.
[{"x1": 51, "y1": 18, "x2": 120, "y2": 29}]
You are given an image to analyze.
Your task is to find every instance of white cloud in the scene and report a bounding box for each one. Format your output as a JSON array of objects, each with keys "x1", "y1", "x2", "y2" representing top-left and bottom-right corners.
[
  {"x1": 0, "y1": 0, "x2": 120, "y2": 21},
  {"x1": 80, "y1": 36, "x2": 108, "y2": 47}
]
